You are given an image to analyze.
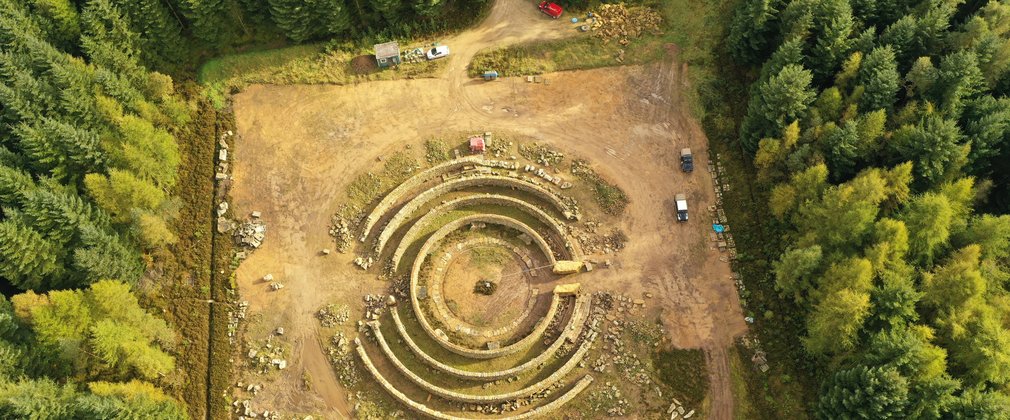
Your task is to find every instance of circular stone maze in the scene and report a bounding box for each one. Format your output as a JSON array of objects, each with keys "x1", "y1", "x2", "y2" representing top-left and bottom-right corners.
[{"x1": 348, "y1": 153, "x2": 607, "y2": 418}]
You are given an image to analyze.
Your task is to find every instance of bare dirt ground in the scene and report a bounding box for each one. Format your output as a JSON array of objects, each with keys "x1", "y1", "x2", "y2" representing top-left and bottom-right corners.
[
  {"x1": 229, "y1": 0, "x2": 747, "y2": 418},
  {"x1": 441, "y1": 247, "x2": 532, "y2": 328}
]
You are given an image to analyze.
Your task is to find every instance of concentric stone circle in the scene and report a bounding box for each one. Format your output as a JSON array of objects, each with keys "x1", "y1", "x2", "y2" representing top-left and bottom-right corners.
[{"x1": 350, "y1": 155, "x2": 601, "y2": 418}]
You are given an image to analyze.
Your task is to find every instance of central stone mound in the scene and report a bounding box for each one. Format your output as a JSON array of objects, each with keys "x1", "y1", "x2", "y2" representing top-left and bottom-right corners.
[{"x1": 443, "y1": 244, "x2": 532, "y2": 328}]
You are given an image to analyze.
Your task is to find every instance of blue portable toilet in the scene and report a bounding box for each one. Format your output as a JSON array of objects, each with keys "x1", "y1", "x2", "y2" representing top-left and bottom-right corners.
[{"x1": 482, "y1": 70, "x2": 499, "y2": 81}]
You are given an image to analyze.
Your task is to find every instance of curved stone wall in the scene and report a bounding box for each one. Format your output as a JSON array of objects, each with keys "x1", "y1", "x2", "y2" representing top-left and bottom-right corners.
[
  {"x1": 360, "y1": 156, "x2": 487, "y2": 241},
  {"x1": 366, "y1": 170, "x2": 578, "y2": 242},
  {"x1": 409, "y1": 215, "x2": 567, "y2": 359},
  {"x1": 367, "y1": 319, "x2": 596, "y2": 404},
  {"x1": 355, "y1": 336, "x2": 594, "y2": 420},
  {"x1": 392, "y1": 293, "x2": 592, "y2": 381},
  {"x1": 377, "y1": 193, "x2": 582, "y2": 261},
  {"x1": 428, "y1": 237, "x2": 540, "y2": 340}
]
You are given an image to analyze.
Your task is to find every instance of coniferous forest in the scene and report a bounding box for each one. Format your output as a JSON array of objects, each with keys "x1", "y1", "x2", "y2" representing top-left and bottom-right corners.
[{"x1": 725, "y1": 0, "x2": 1010, "y2": 416}]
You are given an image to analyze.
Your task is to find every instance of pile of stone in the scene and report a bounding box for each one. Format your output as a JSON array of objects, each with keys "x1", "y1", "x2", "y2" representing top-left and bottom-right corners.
[
  {"x1": 317, "y1": 304, "x2": 350, "y2": 327},
  {"x1": 590, "y1": 4, "x2": 663, "y2": 45},
  {"x1": 523, "y1": 164, "x2": 568, "y2": 188},
  {"x1": 667, "y1": 399, "x2": 695, "y2": 419},
  {"x1": 246, "y1": 339, "x2": 287, "y2": 374},
  {"x1": 353, "y1": 256, "x2": 374, "y2": 270},
  {"x1": 234, "y1": 217, "x2": 267, "y2": 248},
  {"x1": 325, "y1": 332, "x2": 360, "y2": 386},
  {"x1": 216, "y1": 130, "x2": 233, "y2": 181},
  {"x1": 329, "y1": 214, "x2": 354, "y2": 253},
  {"x1": 589, "y1": 382, "x2": 629, "y2": 417},
  {"x1": 232, "y1": 398, "x2": 282, "y2": 420},
  {"x1": 226, "y1": 301, "x2": 249, "y2": 344},
  {"x1": 519, "y1": 143, "x2": 564, "y2": 166},
  {"x1": 487, "y1": 140, "x2": 512, "y2": 158},
  {"x1": 573, "y1": 222, "x2": 627, "y2": 255},
  {"x1": 362, "y1": 294, "x2": 386, "y2": 321}
]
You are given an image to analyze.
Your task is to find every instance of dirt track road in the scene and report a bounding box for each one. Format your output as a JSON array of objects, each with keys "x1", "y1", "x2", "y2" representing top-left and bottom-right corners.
[{"x1": 230, "y1": 1, "x2": 747, "y2": 418}]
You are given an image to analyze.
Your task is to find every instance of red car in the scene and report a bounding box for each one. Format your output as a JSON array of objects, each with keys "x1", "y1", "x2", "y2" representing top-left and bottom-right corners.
[{"x1": 539, "y1": 1, "x2": 563, "y2": 19}]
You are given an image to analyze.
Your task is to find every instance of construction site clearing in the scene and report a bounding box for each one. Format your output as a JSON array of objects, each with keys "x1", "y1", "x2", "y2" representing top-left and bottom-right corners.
[{"x1": 221, "y1": 0, "x2": 748, "y2": 418}]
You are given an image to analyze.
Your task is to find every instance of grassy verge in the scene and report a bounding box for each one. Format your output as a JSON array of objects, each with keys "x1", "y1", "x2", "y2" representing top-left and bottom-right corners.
[
  {"x1": 146, "y1": 87, "x2": 218, "y2": 419},
  {"x1": 198, "y1": 42, "x2": 447, "y2": 108},
  {"x1": 209, "y1": 107, "x2": 239, "y2": 419},
  {"x1": 652, "y1": 347, "x2": 709, "y2": 409}
]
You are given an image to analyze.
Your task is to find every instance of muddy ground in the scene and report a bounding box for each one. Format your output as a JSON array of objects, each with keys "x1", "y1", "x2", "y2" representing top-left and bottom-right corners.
[{"x1": 228, "y1": 0, "x2": 747, "y2": 418}]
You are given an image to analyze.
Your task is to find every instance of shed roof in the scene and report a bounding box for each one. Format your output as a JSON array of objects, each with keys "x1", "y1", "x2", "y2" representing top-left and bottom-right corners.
[
  {"x1": 469, "y1": 137, "x2": 485, "y2": 151},
  {"x1": 374, "y1": 41, "x2": 400, "y2": 58}
]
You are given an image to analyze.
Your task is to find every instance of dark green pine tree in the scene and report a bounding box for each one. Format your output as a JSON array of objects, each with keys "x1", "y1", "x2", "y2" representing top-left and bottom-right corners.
[
  {"x1": 740, "y1": 64, "x2": 817, "y2": 153},
  {"x1": 857, "y1": 45, "x2": 900, "y2": 112},
  {"x1": 14, "y1": 118, "x2": 106, "y2": 183},
  {"x1": 178, "y1": 0, "x2": 228, "y2": 44},
  {"x1": 933, "y1": 51, "x2": 988, "y2": 117},
  {"x1": 413, "y1": 0, "x2": 444, "y2": 19},
  {"x1": 818, "y1": 365, "x2": 910, "y2": 419},
  {"x1": 318, "y1": 0, "x2": 352, "y2": 36},
  {"x1": 0, "y1": 164, "x2": 34, "y2": 206},
  {"x1": 73, "y1": 224, "x2": 144, "y2": 285},
  {"x1": 371, "y1": 0, "x2": 403, "y2": 25},
  {"x1": 19, "y1": 186, "x2": 111, "y2": 249},
  {"x1": 268, "y1": 0, "x2": 321, "y2": 42},
  {"x1": 808, "y1": 0, "x2": 854, "y2": 83},
  {"x1": 727, "y1": 0, "x2": 783, "y2": 65},
  {"x1": 0, "y1": 220, "x2": 61, "y2": 291},
  {"x1": 107, "y1": 0, "x2": 187, "y2": 70},
  {"x1": 961, "y1": 95, "x2": 1010, "y2": 176}
]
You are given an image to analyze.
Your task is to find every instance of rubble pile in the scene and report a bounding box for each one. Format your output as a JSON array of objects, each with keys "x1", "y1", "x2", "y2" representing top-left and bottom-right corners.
[
  {"x1": 362, "y1": 294, "x2": 387, "y2": 321},
  {"x1": 572, "y1": 222, "x2": 627, "y2": 254},
  {"x1": 227, "y1": 301, "x2": 249, "y2": 344},
  {"x1": 245, "y1": 338, "x2": 288, "y2": 374},
  {"x1": 486, "y1": 139, "x2": 512, "y2": 158},
  {"x1": 325, "y1": 332, "x2": 360, "y2": 386},
  {"x1": 316, "y1": 304, "x2": 350, "y2": 327},
  {"x1": 668, "y1": 399, "x2": 696, "y2": 419},
  {"x1": 590, "y1": 4, "x2": 664, "y2": 46},
  {"x1": 329, "y1": 215, "x2": 353, "y2": 253},
  {"x1": 234, "y1": 218, "x2": 267, "y2": 248},
  {"x1": 588, "y1": 382, "x2": 629, "y2": 417},
  {"x1": 519, "y1": 142, "x2": 564, "y2": 166}
]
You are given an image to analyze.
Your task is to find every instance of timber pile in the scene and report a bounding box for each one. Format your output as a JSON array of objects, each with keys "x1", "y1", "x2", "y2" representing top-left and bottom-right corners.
[{"x1": 590, "y1": 4, "x2": 663, "y2": 45}]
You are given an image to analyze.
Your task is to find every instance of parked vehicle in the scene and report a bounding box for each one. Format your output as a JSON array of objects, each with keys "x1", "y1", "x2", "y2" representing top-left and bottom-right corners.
[
  {"x1": 539, "y1": 1, "x2": 563, "y2": 18},
  {"x1": 680, "y1": 148, "x2": 694, "y2": 172},
  {"x1": 426, "y1": 45, "x2": 450, "y2": 60},
  {"x1": 676, "y1": 193, "x2": 688, "y2": 222}
]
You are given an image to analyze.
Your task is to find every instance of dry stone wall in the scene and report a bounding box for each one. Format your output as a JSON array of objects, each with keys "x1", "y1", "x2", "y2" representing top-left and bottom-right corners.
[
  {"x1": 355, "y1": 336, "x2": 594, "y2": 420},
  {"x1": 367, "y1": 319, "x2": 596, "y2": 404},
  {"x1": 377, "y1": 193, "x2": 582, "y2": 261},
  {"x1": 392, "y1": 293, "x2": 592, "y2": 381},
  {"x1": 360, "y1": 156, "x2": 486, "y2": 241}
]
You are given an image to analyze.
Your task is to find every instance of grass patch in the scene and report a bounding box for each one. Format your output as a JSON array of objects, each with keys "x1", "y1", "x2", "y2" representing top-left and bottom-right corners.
[
  {"x1": 424, "y1": 139, "x2": 453, "y2": 165},
  {"x1": 469, "y1": 247, "x2": 509, "y2": 267},
  {"x1": 198, "y1": 42, "x2": 447, "y2": 108},
  {"x1": 345, "y1": 150, "x2": 422, "y2": 211},
  {"x1": 652, "y1": 347, "x2": 708, "y2": 409},
  {"x1": 570, "y1": 159, "x2": 628, "y2": 215},
  {"x1": 468, "y1": 36, "x2": 618, "y2": 77}
]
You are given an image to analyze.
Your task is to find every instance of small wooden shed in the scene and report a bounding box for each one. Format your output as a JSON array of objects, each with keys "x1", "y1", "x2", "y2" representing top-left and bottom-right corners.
[{"x1": 374, "y1": 41, "x2": 401, "y2": 68}]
